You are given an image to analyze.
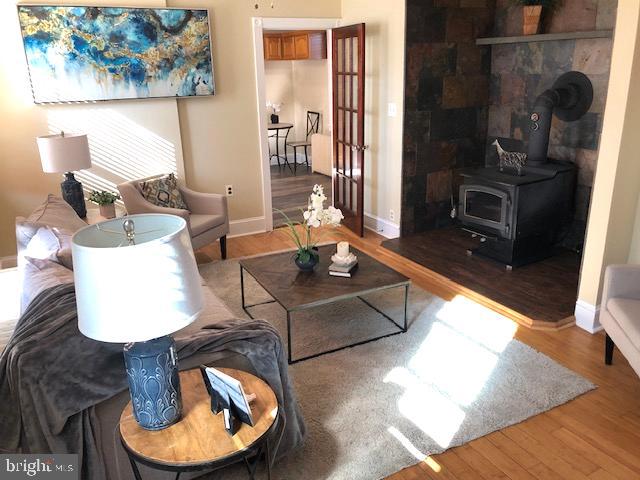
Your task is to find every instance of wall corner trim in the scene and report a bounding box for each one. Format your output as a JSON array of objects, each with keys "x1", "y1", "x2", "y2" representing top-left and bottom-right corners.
[
  {"x1": 364, "y1": 213, "x2": 400, "y2": 239},
  {"x1": 575, "y1": 299, "x2": 602, "y2": 333}
]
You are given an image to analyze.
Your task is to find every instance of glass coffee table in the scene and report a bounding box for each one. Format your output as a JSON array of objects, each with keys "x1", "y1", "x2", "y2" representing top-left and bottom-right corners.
[{"x1": 239, "y1": 244, "x2": 410, "y2": 364}]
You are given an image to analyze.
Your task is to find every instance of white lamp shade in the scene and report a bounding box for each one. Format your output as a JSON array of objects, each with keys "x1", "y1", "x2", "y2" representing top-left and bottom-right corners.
[
  {"x1": 72, "y1": 214, "x2": 203, "y2": 343},
  {"x1": 37, "y1": 133, "x2": 92, "y2": 173}
]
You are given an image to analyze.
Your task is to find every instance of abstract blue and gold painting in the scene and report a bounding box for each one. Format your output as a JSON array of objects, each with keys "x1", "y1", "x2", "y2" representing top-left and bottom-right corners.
[{"x1": 18, "y1": 6, "x2": 215, "y2": 103}]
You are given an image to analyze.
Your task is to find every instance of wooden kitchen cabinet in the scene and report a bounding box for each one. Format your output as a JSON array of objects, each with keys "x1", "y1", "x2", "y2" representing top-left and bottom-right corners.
[
  {"x1": 294, "y1": 34, "x2": 309, "y2": 58},
  {"x1": 264, "y1": 34, "x2": 283, "y2": 60},
  {"x1": 263, "y1": 31, "x2": 327, "y2": 61},
  {"x1": 282, "y1": 34, "x2": 295, "y2": 60}
]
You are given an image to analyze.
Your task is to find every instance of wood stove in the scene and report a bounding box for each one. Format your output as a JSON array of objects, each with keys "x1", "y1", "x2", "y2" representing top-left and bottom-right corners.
[
  {"x1": 457, "y1": 71, "x2": 592, "y2": 268},
  {"x1": 458, "y1": 162, "x2": 576, "y2": 267}
]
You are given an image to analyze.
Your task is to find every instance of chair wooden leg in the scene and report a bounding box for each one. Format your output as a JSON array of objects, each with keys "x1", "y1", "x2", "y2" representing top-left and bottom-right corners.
[
  {"x1": 605, "y1": 333, "x2": 614, "y2": 365},
  {"x1": 304, "y1": 145, "x2": 309, "y2": 168},
  {"x1": 220, "y1": 235, "x2": 227, "y2": 260}
]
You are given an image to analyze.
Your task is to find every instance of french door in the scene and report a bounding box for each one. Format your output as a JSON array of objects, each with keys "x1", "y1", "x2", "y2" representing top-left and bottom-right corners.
[{"x1": 332, "y1": 24, "x2": 366, "y2": 237}]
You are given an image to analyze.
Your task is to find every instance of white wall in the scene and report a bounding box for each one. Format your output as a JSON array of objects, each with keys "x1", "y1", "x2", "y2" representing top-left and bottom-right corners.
[
  {"x1": 264, "y1": 58, "x2": 330, "y2": 162},
  {"x1": 628, "y1": 192, "x2": 640, "y2": 263},
  {"x1": 168, "y1": 0, "x2": 341, "y2": 224},
  {"x1": 265, "y1": 60, "x2": 297, "y2": 138},
  {"x1": 292, "y1": 60, "x2": 331, "y2": 138},
  {"x1": 0, "y1": 0, "x2": 342, "y2": 256},
  {"x1": 341, "y1": 0, "x2": 405, "y2": 236},
  {"x1": 0, "y1": 0, "x2": 185, "y2": 257},
  {"x1": 576, "y1": 1, "x2": 640, "y2": 331}
]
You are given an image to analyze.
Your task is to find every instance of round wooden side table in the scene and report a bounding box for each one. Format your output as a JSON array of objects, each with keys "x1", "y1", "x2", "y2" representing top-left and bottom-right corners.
[{"x1": 119, "y1": 368, "x2": 279, "y2": 480}]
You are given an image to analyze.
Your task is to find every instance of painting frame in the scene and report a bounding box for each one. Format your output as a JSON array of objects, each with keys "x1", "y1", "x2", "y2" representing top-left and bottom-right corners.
[{"x1": 17, "y1": 4, "x2": 216, "y2": 104}]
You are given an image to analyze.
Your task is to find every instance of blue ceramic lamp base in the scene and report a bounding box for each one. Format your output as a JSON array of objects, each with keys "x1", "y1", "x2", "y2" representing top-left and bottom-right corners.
[
  {"x1": 60, "y1": 172, "x2": 86, "y2": 219},
  {"x1": 123, "y1": 336, "x2": 182, "y2": 430}
]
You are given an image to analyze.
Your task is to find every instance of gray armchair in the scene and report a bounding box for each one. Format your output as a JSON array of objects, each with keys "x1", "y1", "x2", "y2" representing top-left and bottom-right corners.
[
  {"x1": 600, "y1": 264, "x2": 640, "y2": 377},
  {"x1": 118, "y1": 176, "x2": 229, "y2": 258}
]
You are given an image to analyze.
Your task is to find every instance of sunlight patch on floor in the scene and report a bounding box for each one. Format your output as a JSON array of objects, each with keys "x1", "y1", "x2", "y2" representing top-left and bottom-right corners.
[
  {"x1": 387, "y1": 427, "x2": 428, "y2": 462},
  {"x1": 385, "y1": 294, "x2": 518, "y2": 451},
  {"x1": 435, "y1": 295, "x2": 518, "y2": 353}
]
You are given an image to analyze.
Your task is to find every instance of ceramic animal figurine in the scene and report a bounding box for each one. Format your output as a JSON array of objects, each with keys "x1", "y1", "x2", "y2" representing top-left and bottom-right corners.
[{"x1": 493, "y1": 140, "x2": 527, "y2": 176}]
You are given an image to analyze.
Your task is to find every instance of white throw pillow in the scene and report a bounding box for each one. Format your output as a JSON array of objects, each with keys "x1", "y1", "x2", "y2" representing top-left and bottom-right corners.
[{"x1": 22, "y1": 227, "x2": 60, "y2": 262}]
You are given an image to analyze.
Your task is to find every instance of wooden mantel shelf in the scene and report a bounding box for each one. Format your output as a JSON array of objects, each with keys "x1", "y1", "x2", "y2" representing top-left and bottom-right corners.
[{"x1": 476, "y1": 29, "x2": 613, "y2": 46}]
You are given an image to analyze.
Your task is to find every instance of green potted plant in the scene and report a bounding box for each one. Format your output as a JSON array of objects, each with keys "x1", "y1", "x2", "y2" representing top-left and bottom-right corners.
[
  {"x1": 276, "y1": 184, "x2": 343, "y2": 271},
  {"x1": 511, "y1": 0, "x2": 561, "y2": 35},
  {"x1": 89, "y1": 190, "x2": 120, "y2": 219}
]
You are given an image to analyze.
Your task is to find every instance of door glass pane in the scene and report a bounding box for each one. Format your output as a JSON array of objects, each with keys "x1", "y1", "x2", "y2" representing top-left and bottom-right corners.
[
  {"x1": 337, "y1": 75, "x2": 344, "y2": 108},
  {"x1": 352, "y1": 113, "x2": 358, "y2": 149},
  {"x1": 352, "y1": 37, "x2": 358, "y2": 74},
  {"x1": 337, "y1": 38, "x2": 344, "y2": 73},
  {"x1": 338, "y1": 176, "x2": 344, "y2": 205},
  {"x1": 465, "y1": 190, "x2": 503, "y2": 223},
  {"x1": 352, "y1": 76, "x2": 358, "y2": 110},
  {"x1": 344, "y1": 179, "x2": 350, "y2": 210},
  {"x1": 338, "y1": 108, "x2": 344, "y2": 141},
  {"x1": 352, "y1": 181, "x2": 358, "y2": 212},
  {"x1": 345, "y1": 75, "x2": 351, "y2": 110},
  {"x1": 345, "y1": 36, "x2": 351, "y2": 73},
  {"x1": 345, "y1": 104, "x2": 351, "y2": 145}
]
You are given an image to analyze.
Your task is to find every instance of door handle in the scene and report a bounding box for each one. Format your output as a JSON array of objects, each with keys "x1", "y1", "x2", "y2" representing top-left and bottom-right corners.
[{"x1": 351, "y1": 145, "x2": 369, "y2": 152}]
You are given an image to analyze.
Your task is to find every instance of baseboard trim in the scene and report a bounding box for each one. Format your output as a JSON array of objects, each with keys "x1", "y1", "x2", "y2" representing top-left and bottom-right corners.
[
  {"x1": 575, "y1": 300, "x2": 602, "y2": 333},
  {"x1": 0, "y1": 255, "x2": 17, "y2": 269},
  {"x1": 228, "y1": 216, "x2": 267, "y2": 238},
  {"x1": 364, "y1": 213, "x2": 400, "y2": 239}
]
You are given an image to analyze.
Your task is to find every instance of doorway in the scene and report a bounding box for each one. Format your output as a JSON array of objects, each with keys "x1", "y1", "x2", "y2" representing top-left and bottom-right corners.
[{"x1": 252, "y1": 18, "x2": 339, "y2": 231}]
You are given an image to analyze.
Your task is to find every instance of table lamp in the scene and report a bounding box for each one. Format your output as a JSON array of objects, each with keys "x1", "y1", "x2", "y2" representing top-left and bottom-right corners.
[
  {"x1": 37, "y1": 132, "x2": 92, "y2": 218},
  {"x1": 72, "y1": 214, "x2": 204, "y2": 430}
]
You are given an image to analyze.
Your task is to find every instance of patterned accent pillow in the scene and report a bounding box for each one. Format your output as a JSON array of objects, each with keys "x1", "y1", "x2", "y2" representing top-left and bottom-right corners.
[{"x1": 140, "y1": 174, "x2": 188, "y2": 210}]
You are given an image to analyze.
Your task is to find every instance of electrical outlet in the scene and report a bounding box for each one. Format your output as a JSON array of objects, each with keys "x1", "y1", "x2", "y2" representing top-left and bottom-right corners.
[
  {"x1": 225, "y1": 185, "x2": 234, "y2": 196},
  {"x1": 389, "y1": 209, "x2": 395, "y2": 222},
  {"x1": 388, "y1": 102, "x2": 397, "y2": 118}
]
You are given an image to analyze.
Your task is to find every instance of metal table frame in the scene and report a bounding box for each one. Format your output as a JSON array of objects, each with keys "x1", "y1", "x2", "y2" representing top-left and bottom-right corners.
[
  {"x1": 267, "y1": 124, "x2": 293, "y2": 173},
  {"x1": 120, "y1": 412, "x2": 280, "y2": 480},
  {"x1": 240, "y1": 265, "x2": 410, "y2": 364}
]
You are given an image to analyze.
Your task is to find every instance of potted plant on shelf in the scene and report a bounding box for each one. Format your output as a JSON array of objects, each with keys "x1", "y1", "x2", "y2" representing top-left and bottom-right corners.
[
  {"x1": 512, "y1": 0, "x2": 561, "y2": 35},
  {"x1": 276, "y1": 184, "x2": 344, "y2": 271},
  {"x1": 89, "y1": 190, "x2": 120, "y2": 219}
]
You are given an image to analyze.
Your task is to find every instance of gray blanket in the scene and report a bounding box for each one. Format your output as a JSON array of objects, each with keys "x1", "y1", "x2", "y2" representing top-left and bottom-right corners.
[{"x1": 0, "y1": 283, "x2": 305, "y2": 478}]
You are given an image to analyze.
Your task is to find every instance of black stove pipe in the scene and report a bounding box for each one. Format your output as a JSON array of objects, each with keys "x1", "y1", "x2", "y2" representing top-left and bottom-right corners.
[
  {"x1": 527, "y1": 89, "x2": 560, "y2": 166},
  {"x1": 526, "y1": 71, "x2": 594, "y2": 166}
]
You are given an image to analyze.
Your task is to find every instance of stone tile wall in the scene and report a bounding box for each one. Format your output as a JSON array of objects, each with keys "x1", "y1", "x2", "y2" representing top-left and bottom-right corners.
[
  {"x1": 487, "y1": 0, "x2": 616, "y2": 250},
  {"x1": 402, "y1": 0, "x2": 495, "y2": 235},
  {"x1": 402, "y1": 0, "x2": 616, "y2": 251}
]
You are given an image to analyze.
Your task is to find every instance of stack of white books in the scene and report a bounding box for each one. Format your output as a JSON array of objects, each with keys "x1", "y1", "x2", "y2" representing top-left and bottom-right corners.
[{"x1": 329, "y1": 260, "x2": 358, "y2": 278}]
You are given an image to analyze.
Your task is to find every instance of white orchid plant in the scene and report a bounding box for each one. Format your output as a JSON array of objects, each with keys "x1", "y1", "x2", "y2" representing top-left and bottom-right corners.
[
  {"x1": 276, "y1": 184, "x2": 344, "y2": 264},
  {"x1": 266, "y1": 101, "x2": 282, "y2": 114}
]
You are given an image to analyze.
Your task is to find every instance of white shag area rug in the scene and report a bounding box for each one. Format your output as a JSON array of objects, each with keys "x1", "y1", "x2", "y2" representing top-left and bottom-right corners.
[{"x1": 199, "y1": 258, "x2": 595, "y2": 480}]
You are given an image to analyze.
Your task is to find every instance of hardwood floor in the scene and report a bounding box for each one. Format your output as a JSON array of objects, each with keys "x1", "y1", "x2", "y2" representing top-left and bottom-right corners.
[
  {"x1": 382, "y1": 228, "x2": 580, "y2": 329},
  {"x1": 196, "y1": 228, "x2": 640, "y2": 480},
  {"x1": 270, "y1": 165, "x2": 332, "y2": 227}
]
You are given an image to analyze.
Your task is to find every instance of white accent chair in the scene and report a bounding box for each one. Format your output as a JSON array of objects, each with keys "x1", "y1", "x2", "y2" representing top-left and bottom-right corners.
[
  {"x1": 118, "y1": 176, "x2": 229, "y2": 258},
  {"x1": 600, "y1": 264, "x2": 640, "y2": 377}
]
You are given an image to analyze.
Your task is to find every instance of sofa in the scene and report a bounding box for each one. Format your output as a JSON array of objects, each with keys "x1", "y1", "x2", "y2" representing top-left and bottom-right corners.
[
  {"x1": 5, "y1": 196, "x2": 300, "y2": 480},
  {"x1": 599, "y1": 264, "x2": 640, "y2": 378}
]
